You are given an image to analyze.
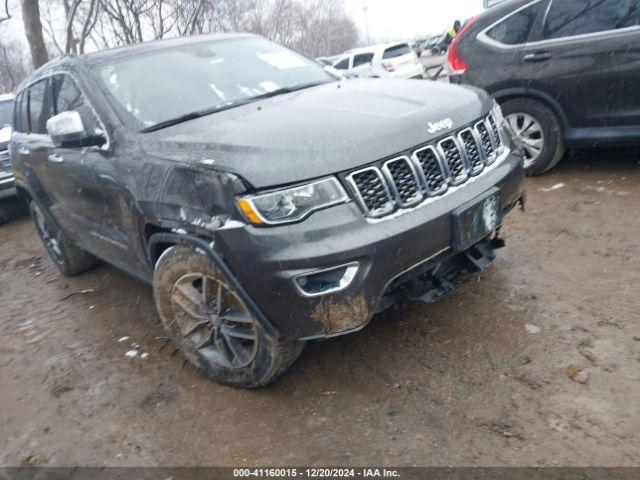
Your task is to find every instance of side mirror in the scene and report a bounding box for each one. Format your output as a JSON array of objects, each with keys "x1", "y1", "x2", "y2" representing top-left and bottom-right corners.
[{"x1": 47, "y1": 111, "x2": 105, "y2": 148}]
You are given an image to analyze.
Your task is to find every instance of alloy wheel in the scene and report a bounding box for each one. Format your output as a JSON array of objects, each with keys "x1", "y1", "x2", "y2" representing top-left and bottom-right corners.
[
  {"x1": 170, "y1": 273, "x2": 259, "y2": 369},
  {"x1": 506, "y1": 112, "x2": 544, "y2": 169}
]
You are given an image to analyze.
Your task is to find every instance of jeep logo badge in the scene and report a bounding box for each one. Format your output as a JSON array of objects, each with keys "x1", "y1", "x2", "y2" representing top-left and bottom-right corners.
[{"x1": 427, "y1": 118, "x2": 454, "y2": 135}]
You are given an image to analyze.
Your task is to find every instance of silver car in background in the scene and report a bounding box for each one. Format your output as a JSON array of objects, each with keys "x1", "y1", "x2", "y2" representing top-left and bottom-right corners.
[{"x1": 0, "y1": 93, "x2": 16, "y2": 201}]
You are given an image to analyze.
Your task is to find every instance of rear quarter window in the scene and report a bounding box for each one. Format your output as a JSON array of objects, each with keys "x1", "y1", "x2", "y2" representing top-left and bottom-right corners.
[
  {"x1": 544, "y1": 0, "x2": 640, "y2": 39},
  {"x1": 17, "y1": 92, "x2": 29, "y2": 132},
  {"x1": 487, "y1": 2, "x2": 543, "y2": 45},
  {"x1": 27, "y1": 79, "x2": 53, "y2": 135},
  {"x1": 382, "y1": 44, "x2": 412, "y2": 59}
]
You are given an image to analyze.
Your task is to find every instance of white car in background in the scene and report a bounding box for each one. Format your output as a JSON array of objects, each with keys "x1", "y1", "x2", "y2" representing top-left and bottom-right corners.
[{"x1": 332, "y1": 42, "x2": 424, "y2": 79}]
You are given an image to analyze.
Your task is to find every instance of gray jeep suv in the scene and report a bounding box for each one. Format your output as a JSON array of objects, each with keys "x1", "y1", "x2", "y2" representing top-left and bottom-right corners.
[{"x1": 11, "y1": 34, "x2": 526, "y2": 388}]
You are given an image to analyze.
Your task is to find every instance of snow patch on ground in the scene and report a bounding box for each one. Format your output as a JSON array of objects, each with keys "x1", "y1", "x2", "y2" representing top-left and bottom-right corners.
[
  {"x1": 540, "y1": 183, "x2": 565, "y2": 193},
  {"x1": 525, "y1": 323, "x2": 541, "y2": 334}
]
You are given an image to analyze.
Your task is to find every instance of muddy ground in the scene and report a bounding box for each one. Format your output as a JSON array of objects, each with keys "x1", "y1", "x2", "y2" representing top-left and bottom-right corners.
[{"x1": 0, "y1": 149, "x2": 639, "y2": 467}]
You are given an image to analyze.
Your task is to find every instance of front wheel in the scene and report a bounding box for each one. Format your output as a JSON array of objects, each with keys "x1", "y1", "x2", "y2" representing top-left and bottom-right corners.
[
  {"x1": 153, "y1": 246, "x2": 304, "y2": 388},
  {"x1": 501, "y1": 98, "x2": 565, "y2": 176}
]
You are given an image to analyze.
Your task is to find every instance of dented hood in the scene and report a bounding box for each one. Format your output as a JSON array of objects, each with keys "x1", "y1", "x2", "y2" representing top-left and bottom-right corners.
[{"x1": 142, "y1": 79, "x2": 492, "y2": 188}]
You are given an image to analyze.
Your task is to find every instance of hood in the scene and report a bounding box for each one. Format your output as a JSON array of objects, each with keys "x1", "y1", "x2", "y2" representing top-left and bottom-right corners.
[{"x1": 142, "y1": 79, "x2": 491, "y2": 188}]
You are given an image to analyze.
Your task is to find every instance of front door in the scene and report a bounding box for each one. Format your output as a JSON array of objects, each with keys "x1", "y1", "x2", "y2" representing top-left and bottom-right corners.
[{"x1": 45, "y1": 74, "x2": 137, "y2": 267}]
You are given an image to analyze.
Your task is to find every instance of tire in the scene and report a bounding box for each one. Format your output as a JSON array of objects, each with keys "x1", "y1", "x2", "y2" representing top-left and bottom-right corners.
[
  {"x1": 153, "y1": 245, "x2": 304, "y2": 388},
  {"x1": 29, "y1": 201, "x2": 97, "y2": 276},
  {"x1": 500, "y1": 98, "x2": 565, "y2": 176}
]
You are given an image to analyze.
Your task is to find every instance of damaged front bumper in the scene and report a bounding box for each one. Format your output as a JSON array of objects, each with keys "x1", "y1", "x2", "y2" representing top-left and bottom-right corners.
[{"x1": 215, "y1": 148, "x2": 526, "y2": 340}]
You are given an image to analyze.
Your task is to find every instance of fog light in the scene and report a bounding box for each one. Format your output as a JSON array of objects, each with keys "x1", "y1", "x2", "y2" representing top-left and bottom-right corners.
[{"x1": 293, "y1": 263, "x2": 359, "y2": 297}]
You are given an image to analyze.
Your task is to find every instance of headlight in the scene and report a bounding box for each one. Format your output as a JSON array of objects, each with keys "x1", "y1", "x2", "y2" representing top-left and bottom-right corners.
[{"x1": 236, "y1": 177, "x2": 349, "y2": 225}]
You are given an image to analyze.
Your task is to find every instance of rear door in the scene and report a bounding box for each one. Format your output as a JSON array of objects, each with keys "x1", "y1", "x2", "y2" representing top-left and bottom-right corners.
[
  {"x1": 13, "y1": 79, "x2": 59, "y2": 216},
  {"x1": 352, "y1": 52, "x2": 374, "y2": 78},
  {"x1": 522, "y1": 0, "x2": 640, "y2": 129},
  {"x1": 476, "y1": 0, "x2": 545, "y2": 85}
]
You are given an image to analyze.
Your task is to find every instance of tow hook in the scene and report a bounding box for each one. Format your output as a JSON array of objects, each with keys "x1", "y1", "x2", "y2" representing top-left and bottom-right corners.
[
  {"x1": 490, "y1": 237, "x2": 506, "y2": 250},
  {"x1": 490, "y1": 229, "x2": 506, "y2": 250}
]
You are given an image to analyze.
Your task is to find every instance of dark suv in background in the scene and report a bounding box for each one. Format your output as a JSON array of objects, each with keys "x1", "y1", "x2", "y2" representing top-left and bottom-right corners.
[
  {"x1": 11, "y1": 34, "x2": 525, "y2": 388},
  {"x1": 449, "y1": 0, "x2": 640, "y2": 175}
]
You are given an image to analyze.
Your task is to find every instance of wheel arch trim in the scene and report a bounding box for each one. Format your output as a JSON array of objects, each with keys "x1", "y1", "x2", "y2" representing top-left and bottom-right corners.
[
  {"x1": 147, "y1": 232, "x2": 280, "y2": 338},
  {"x1": 491, "y1": 87, "x2": 569, "y2": 133}
]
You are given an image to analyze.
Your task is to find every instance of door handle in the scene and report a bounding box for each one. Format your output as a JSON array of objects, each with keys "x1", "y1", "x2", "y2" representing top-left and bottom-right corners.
[
  {"x1": 48, "y1": 154, "x2": 64, "y2": 163},
  {"x1": 18, "y1": 146, "x2": 31, "y2": 155},
  {"x1": 523, "y1": 52, "x2": 552, "y2": 63}
]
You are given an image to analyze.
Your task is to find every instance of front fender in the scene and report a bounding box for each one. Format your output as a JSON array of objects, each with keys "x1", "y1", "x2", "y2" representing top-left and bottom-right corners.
[{"x1": 147, "y1": 232, "x2": 280, "y2": 338}]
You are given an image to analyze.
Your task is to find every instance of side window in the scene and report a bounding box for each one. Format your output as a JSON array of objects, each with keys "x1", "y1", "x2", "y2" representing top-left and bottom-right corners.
[
  {"x1": 19, "y1": 91, "x2": 29, "y2": 132},
  {"x1": 334, "y1": 57, "x2": 350, "y2": 70},
  {"x1": 353, "y1": 53, "x2": 374, "y2": 67},
  {"x1": 544, "y1": 0, "x2": 640, "y2": 40},
  {"x1": 51, "y1": 75, "x2": 100, "y2": 135},
  {"x1": 487, "y1": 2, "x2": 543, "y2": 45},
  {"x1": 382, "y1": 44, "x2": 412, "y2": 59},
  {"x1": 28, "y1": 79, "x2": 53, "y2": 134},
  {"x1": 13, "y1": 93, "x2": 24, "y2": 132}
]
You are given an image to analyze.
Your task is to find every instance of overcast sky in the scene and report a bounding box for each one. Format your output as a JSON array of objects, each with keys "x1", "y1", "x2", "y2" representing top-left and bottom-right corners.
[{"x1": 343, "y1": 0, "x2": 485, "y2": 43}]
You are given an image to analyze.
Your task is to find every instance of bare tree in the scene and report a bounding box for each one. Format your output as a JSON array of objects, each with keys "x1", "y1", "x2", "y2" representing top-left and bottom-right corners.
[
  {"x1": 17, "y1": 0, "x2": 357, "y2": 62},
  {"x1": 0, "y1": 37, "x2": 31, "y2": 91},
  {"x1": 0, "y1": 0, "x2": 10, "y2": 24},
  {"x1": 21, "y1": 0, "x2": 49, "y2": 68}
]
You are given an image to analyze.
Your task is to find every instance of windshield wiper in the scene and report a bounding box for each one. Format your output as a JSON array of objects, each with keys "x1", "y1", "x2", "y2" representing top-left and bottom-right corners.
[{"x1": 140, "y1": 81, "x2": 330, "y2": 133}]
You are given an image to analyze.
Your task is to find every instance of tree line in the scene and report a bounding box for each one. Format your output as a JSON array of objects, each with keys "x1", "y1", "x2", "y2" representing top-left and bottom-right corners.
[{"x1": 0, "y1": 0, "x2": 358, "y2": 92}]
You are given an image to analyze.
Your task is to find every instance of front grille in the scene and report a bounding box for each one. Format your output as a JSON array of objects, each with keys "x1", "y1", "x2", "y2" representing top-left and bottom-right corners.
[
  {"x1": 438, "y1": 138, "x2": 467, "y2": 185},
  {"x1": 413, "y1": 146, "x2": 447, "y2": 195},
  {"x1": 347, "y1": 113, "x2": 505, "y2": 218},
  {"x1": 0, "y1": 150, "x2": 10, "y2": 173},
  {"x1": 383, "y1": 157, "x2": 422, "y2": 206},
  {"x1": 459, "y1": 129, "x2": 484, "y2": 175},
  {"x1": 475, "y1": 121, "x2": 495, "y2": 165},
  {"x1": 487, "y1": 115, "x2": 502, "y2": 149},
  {"x1": 348, "y1": 168, "x2": 394, "y2": 217}
]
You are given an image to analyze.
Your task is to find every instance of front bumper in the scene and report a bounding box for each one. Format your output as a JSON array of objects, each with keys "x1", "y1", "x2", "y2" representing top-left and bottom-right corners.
[{"x1": 217, "y1": 149, "x2": 525, "y2": 339}]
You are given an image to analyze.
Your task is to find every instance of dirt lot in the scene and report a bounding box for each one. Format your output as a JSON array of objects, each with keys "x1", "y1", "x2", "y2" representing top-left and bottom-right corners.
[{"x1": 1, "y1": 149, "x2": 639, "y2": 467}]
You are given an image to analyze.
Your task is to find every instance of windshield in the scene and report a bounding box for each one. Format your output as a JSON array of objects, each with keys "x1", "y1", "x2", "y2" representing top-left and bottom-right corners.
[
  {"x1": 0, "y1": 100, "x2": 13, "y2": 128},
  {"x1": 97, "y1": 36, "x2": 334, "y2": 130}
]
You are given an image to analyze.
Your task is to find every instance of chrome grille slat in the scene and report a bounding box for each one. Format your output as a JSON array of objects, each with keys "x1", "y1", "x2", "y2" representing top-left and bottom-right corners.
[
  {"x1": 0, "y1": 150, "x2": 11, "y2": 173},
  {"x1": 382, "y1": 156, "x2": 423, "y2": 207},
  {"x1": 437, "y1": 137, "x2": 468, "y2": 186},
  {"x1": 458, "y1": 128, "x2": 484, "y2": 176},
  {"x1": 487, "y1": 114, "x2": 502, "y2": 150},
  {"x1": 348, "y1": 113, "x2": 506, "y2": 219},
  {"x1": 347, "y1": 167, "x2": 395, "y2": 217},
  {"x1": 412, "y1": 146, "x2": 447, "y2": 196},
  {"x1": 475, "y1": 120, "x2": 496, "y2": 165}
]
